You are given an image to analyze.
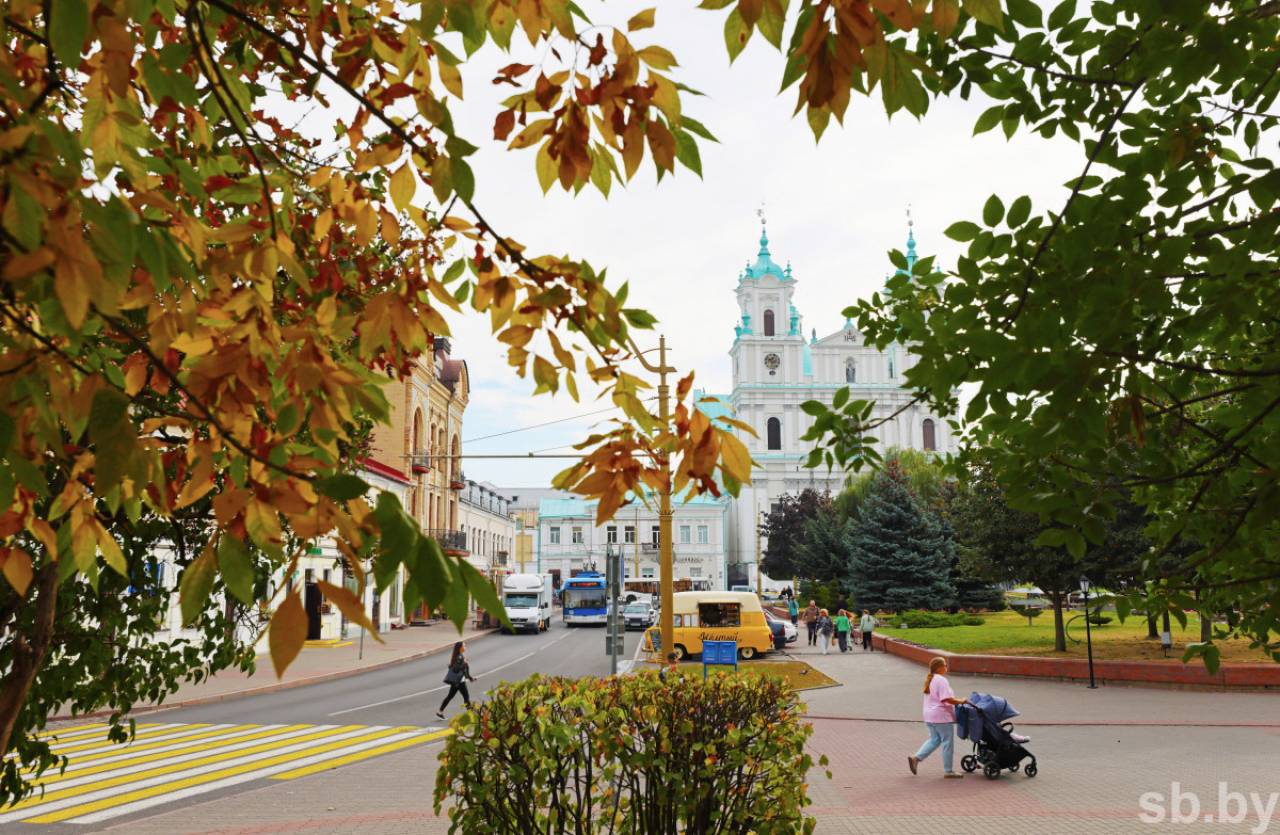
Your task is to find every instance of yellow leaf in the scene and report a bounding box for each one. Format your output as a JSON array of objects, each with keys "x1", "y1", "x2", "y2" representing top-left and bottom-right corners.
[
  {"x1": 719, "y1": 430, "x2": 754, "y2": 484},
  {"x1": 27, "y1": 519, "x2": 57, "y2": 557},
  {"x1": 314, "y1": 209, "x2": 334, "y2": 240},
  {"x1": 636, "y1": 45, "x2": 678, "y2": 70},
  {"x1": 627, "y1": 7, "x2": 656, "y2": 30},
  {"x1": 96, "y1": 528, "x2": 128, "y2": 577},
  {"x1": 317, "y1": 580, "x2": 383, "y2": 642},
  {"x1": 2, "y1": 247, "x2": 54, "y2": 280},
  {"x1": 389, "y1": 164, "x2": 416, "y2": 212},
  {"x1": 269, "y1": 588, "x2": 308, "y2": 677},
  {"x1": 535, "y1": 141, "x2": 557, "y2": 193},
  {"x1": 2, "y1": 548, "x2": 33, "y2": 596},
  {"x1": 171, "y1": 332, "x2": 214, "y2": 357},
  {"x1": 438, "y1": 59, "x2": 464, "y2": 98},
  {"x1": 509, "y1": 118, "x2": 553, "y2": 150}
]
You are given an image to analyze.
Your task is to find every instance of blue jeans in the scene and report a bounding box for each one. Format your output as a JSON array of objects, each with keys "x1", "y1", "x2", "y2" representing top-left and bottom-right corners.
[{"x1": 915, "y1": 722, "x2": 955, "y2": 773}]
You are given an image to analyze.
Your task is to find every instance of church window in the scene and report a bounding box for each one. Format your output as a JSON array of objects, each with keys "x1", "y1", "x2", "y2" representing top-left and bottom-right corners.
[
  {"x1": 845, "y1": 359, "x2": 856, "y2": 383},
  {"x1": 763, "y1": 309, "x2": 775, "y2": 336},
  {"x1": 767, "y1": 417, "x2": 782, "y2": 450},
  {"x1": 923, "y1": 419, "x2": 937, "y2": 451}
]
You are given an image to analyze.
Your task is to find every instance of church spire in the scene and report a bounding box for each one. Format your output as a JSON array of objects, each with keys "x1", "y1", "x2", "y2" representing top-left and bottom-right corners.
[
  {"x1": 905, "y1": 205, "x2": 918, "y2": 271},
  {"x1": 757, "y1": 205, "x2": 770, "y2": 257}
]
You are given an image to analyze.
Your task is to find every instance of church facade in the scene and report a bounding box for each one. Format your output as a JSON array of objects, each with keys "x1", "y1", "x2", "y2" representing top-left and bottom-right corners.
[{"x1": 705, "y1": 220, "x2": 956, "y2": 590}]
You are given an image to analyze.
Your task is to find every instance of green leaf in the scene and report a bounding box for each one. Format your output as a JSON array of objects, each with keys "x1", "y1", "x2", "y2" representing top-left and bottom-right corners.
[
  {"x1": 724, "y1": 7, "x2": 751, "y2": 63},
  {"x1": 450, "y1": 156, "x2": 475, "y2": 202},
  {"x1": 317, "y1": 474, "x2": 370, "y2": 502},
  {"x1": 674, "y1": 131, "x2": 702, "y2": 177},
  {"x1": 89, "y1": 389, "x2": 137, "y2": 494},
  {"x1": 944, "y1": 221, "x2": 981, "y2": 241},
  {"x1": 179, "y1": 547, "x2": 218, "y2": 626},
  {"x1": 1047, "y1": 0, "x2": 1075, "y2": 29},
  {"x1": 973, "y1": 105, "x2": 1003, "y2": 135},
  {"x1": 832, "y1": 387, "x2": 850, "y2": 409},
  {"x1": 800, "y1": 400, "x2": 826, "y2": 416},
  {"x1": 50, "y1": 0, "x2": 90, "y2": 70},
  {"x1": 982, "y1": 194, "x2": 1005, "y2": 226},
  {"x1": 216, "y1": 535, "x2": 255, "y2": 605},
  {"x1": 1006, "y1": 195, "x2": 1031, "y2": 227},
  {"x1": 962, "y1": 0, "x2": 1003, "y2": 29}
]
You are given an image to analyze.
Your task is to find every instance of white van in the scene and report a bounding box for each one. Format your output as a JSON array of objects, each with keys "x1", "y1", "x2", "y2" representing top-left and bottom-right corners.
[{"x1": 502, "y1": 573, "x2": 553, "y2": 634}]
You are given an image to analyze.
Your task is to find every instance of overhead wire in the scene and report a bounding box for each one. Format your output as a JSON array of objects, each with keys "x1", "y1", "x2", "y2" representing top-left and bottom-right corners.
[{"x1": 463, "y1": 397, "x2": 658, "y2": 444}]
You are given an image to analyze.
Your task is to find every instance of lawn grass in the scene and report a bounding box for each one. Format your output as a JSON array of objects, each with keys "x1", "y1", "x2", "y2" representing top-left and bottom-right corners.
[
  {"x1": 640, "y1": 659, "x2": 838, "y2": 691},
  {"x1": 876, "y1": 609, "x2": 1272, "y2": 664}
]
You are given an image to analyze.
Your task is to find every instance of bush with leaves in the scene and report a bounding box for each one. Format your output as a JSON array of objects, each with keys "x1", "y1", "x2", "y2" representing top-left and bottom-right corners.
[
  {"x1": 1009, "y1": 604, "x2": 1045, "y2": 626},
  {"x1": 887, "y1": 610, "x2": 985, "y2": 629},
  {"x1": 434, "y1": 671, "x2": 820, "y2": 834}
]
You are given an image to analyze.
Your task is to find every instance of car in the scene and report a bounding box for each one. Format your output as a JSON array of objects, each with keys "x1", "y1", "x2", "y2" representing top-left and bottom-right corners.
[
  {"x1": 763, "y1": 609, "x2": 798, "y2": 644},
  {"x1": 766, "y1": 618, "x2": 788, "y2": 651},
  {"x1": 622, "y1": 602, "x2": 656, "y2": 630}
]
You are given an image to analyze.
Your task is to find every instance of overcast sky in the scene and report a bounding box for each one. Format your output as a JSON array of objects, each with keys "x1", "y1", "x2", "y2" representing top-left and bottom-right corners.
[{"x1": 434, "y1": 2, "x2": 1082, "y2": 489}]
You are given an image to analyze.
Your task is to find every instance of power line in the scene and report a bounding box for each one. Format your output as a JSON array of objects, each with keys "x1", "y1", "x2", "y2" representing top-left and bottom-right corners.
[{"x1": 463, "y1": 398, "x2": 657, "y2": 444}]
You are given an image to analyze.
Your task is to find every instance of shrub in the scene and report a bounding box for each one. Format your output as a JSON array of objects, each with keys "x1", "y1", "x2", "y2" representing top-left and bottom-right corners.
[
  {"x1": 886, "y1": 610, "x2": 986, "y2": 629},
  {"x1": 1010, "y1": 604, "x2": 1045, "y2": 625},
  {"x1": 1088, "y1": 615, "x2": 1113, "y2": 626},
  {"x1": 434, "y1": 672, "x2": 820, "y2": 834}
]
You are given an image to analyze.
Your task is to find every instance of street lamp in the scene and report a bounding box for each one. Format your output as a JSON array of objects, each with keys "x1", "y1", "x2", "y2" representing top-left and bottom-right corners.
[{"x1": 1079, "y1": 576, "x2": 1097, "y2": 690}]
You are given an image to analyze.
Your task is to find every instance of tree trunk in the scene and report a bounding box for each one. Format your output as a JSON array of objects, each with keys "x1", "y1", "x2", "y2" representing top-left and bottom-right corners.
[
  {"x1": 1147, "y1": 613, "x2": 1159, "y2": 639},
  {"x1": 1197, "y1": 590, "x2": 1212, "y2": 643},
  {"x1": 1051, "y1": 591, "x2": 1066, "y2": 652},
  {"x1": 1162, "y1": 610, "x2": 1171, "y2": 639},
  {"x1": 0, "y1": 565, "x2": 59, "y2": 758}
]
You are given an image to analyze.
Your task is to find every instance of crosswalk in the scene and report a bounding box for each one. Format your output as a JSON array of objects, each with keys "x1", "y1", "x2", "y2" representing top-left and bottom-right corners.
[{"x1": 5, "y1": 721, "x2": 450, "y2": 825}]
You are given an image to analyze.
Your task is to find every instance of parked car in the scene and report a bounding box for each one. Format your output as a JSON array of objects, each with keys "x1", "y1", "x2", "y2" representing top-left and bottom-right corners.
[
  {"x1": 766, "y1": 618, "x2": 788, "y2": 651},
  {"x1": 763, "y1": 608, "x2": 798, "y2": 644},
  {"x1": 623, "y1": 602, "x2": 656, "y2": 630}
]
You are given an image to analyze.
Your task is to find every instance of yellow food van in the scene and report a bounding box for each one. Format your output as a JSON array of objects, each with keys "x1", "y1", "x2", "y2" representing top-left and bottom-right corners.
[{"x1": 645, "y1": 591, "x2": 774, "y2": 661}]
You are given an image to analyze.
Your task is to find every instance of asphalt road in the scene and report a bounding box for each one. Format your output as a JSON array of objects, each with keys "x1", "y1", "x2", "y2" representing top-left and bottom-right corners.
[
  {"x1": 169, "y1": 618, "x2": 640, "y2": 726},
  {"x1": 11, "y1": 619, "x2": 643, "y2": 834}
]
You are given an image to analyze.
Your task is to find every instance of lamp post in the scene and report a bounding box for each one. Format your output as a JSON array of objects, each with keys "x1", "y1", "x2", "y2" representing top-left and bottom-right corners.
[
  {"x1": 1079, "y1": 576, "x2": 1097, "y2": 689},
  {"x1": 631, "y1": 336, "x2": 676, "y2": 658}
]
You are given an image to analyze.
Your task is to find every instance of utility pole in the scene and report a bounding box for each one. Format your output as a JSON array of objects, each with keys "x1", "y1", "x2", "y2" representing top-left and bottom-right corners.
[
  {"x1": 632, "y1": 335, "x2": 676, "y2": 658},
  {"x1": 633, "y1": 505, "x2": 640, "y2": 581},
  {"x1": 755, "y1": 500, "x2": 763, "y2": 596}
]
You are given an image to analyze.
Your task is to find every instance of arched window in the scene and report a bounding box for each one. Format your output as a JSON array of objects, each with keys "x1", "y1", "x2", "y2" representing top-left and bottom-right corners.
[
  {"x1": 763, "y1": 309, "x2": 775, "y2": 336},
  {"x1": 845, "y1": 359, "x2": 856, "y2": 383},
  {"x1": 767, "y1": 417, "x2": 782, "y2": 450},
  {"x1": 923, "y1": 418, "x2": 936, "y2": 451}
]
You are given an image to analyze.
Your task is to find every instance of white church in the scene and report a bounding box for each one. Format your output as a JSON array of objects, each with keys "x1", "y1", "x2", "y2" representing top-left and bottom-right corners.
[{"x1": 701, "y1": 218, "x2": 956, "y2": 590}]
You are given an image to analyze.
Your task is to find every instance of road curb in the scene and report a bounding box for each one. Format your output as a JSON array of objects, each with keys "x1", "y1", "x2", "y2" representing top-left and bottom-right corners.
[
  {"x1": 801, "y1": 713, "x2": 1280, "y2": 728},
  {"x1": 50, "y1": 628, "x2": 500, "y2": 723}
]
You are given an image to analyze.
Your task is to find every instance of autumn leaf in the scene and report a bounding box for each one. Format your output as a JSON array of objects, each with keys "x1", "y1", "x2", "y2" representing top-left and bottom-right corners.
[
  {"x1": 2, "y1": 549, "x2": 33, "y2": 596},
  {"x1": 318, "y1": 580, "x2": 383, "y2": 640},
  {"x1": 269, "y1": 588, "x2": 308, "y2": 678},
  {"x1": 628, "y1": 8, "x2": 657, "y2": 31}
]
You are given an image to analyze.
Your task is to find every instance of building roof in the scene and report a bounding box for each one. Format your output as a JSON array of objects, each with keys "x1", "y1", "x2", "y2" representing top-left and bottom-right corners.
[
  {"x1": 501, "y1": 487, "x2": 572, "y2": 511},
  {"x1": 739, "y1": 223, "x2": 788, "y2": 282},
  {"x1": 539, "y1": 489, "x2": 727, "y2": 521}
]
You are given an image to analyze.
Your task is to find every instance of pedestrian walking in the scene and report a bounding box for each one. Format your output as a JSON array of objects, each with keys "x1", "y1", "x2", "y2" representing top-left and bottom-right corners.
[
  {"x1": 859, "y1": 609, "x2": 877, "y2": 651},
  {"x1": 908, "y1": 657, "x2": 968, "y2": 779},
  {"x1": 817, "y1": 609, "x2": 834, "y2": 655},
  {"x1": 436, "y1": 641, "x2": 477, "y2": 719},
  {"x1": 834, "y1": 609, "x2": 851, "y2": 652},
  {"x1": 802, "y1": 599, "x2": 819, "y2": 646},
  {"x1": 787, "y1": 596, "x2": 800, "y2": 626}
]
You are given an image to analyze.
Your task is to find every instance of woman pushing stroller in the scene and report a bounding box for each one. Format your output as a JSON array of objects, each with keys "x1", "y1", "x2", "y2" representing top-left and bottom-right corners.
[{"x1": 907, "y1": 657, "x2": 969, "y2": 778}]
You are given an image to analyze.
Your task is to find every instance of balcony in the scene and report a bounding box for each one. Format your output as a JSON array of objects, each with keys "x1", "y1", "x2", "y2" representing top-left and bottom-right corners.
[
  {"x1": 495, "y1": 550, "x2": 509, "y2": 566},
  {"x1": 449, "y1": 470, "x2": 466, "y2": 491},
  {"x1": 410, "y1": 449, "x2": 431, "y2": 475},
  {"x1": 425, "y1": 529, "x2": 468, "y2": 556}
]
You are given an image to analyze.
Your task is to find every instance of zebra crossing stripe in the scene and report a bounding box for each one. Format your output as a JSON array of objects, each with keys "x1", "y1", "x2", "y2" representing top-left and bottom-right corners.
[
  {"x1": 38, "y1": 725, "x2": 275, "y2": 778},
  {"x1": 17, "y1": 725, "x2": 413, "y2": 824},
  {"x1": 61, "y1": 728, "x2": 432, "y2": 825},
  {"x1": 270, "y1": 728, "x2": 451, "y2": 780},
  {"x1": 28, "y1": 725, "x2": 323, "y2": 793},
  {"x1": 43, "y1": 724, "x2": 195, "y2": 756}
]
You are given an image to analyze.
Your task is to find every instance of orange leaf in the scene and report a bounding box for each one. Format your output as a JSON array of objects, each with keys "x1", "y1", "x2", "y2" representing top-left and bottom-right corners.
[
  {"x1": 2, "y1": 548, "x2": 33, "y2": 596},
  {"x1": 269, "y1": 588, "x2": 308, "y2": 677},
  {"x1": 318, "y1": 580, "x2": 383, "y2": 641}
]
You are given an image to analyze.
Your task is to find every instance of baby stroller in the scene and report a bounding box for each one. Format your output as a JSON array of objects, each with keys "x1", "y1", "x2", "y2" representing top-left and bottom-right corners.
[{"x1": 955, "y1": 693, "x2": 1038, "y2": 779}]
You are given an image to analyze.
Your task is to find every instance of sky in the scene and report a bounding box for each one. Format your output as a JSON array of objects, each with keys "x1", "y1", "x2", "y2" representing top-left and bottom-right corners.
[{"x1": 430, "y1": 2, "x2": 1083, "y2": 489}]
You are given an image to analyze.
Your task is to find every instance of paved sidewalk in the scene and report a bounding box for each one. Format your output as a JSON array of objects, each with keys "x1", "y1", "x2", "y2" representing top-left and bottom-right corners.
[
  {"x1": 54, "y1": 622, "x2": 496, "y2": 721},
  {"x1": 785, "y1": 641, "x2": 1280, "y2": 726}
]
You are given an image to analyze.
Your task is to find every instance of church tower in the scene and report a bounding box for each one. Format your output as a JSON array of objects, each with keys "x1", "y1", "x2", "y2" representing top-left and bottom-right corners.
[{"x1": 729, "y1": 221, "x2": 805, "y2": 396}]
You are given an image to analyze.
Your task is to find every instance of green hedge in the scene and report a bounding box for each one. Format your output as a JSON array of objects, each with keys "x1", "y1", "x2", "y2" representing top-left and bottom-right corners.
[
  {"x1": 886, "y1": 610, "x2": 986, "y2": 629},
  {"x1": 434, "y1": 672, "x2": 820, "y2": 834}
]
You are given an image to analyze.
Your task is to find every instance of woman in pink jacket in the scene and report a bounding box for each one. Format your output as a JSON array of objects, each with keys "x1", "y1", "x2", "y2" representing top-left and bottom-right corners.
[{"x1": 908, "y1": 657, "x2": 968, "y2": 778}]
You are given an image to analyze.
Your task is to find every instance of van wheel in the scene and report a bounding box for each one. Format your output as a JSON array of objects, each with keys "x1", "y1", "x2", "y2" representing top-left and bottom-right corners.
[
  {"x1": 738, "y1": 646, "x2": 758, "y2": 660},
  {"x1": 672, "y1": 644, "x2": 687, "y2": 661}
]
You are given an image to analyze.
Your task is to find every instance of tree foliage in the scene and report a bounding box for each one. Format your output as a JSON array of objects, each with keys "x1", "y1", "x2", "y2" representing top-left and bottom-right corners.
[
  {"x1": 758, "y1": 488, "x2": 830, "y2": 580},
  {"x1": 0, "y1": 0, "x2": 749, "y2": 789},
  {"x1": 767, "y1": 0, "x2": 1280, "y2": 665},
  {"x1": 846, "y1": 461, "x2": 956, "y2": 611}
]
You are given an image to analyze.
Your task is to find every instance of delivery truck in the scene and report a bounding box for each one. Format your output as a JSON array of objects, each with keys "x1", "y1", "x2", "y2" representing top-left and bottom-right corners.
[{"x1": 502, "y1": 573, "x2": 553, "y2": 634}]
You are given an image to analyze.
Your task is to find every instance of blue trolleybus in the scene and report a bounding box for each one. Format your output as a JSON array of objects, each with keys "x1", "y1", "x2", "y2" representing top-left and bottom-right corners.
[{"x1": 562, "y1": 572, "x2": 608, "y2": 625}]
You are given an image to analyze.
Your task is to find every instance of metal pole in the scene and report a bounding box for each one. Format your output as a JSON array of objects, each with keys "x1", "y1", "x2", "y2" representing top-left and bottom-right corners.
[
  {"x1": 754, "y1": 501, "x2": 762, "y2": 596},
  {"x1": 657, "y1": 336, "x2": 675, "y2": 660},
  {"x1": 1084, "y1": 588, "x2": 1097, "y2": 689},
  {"x1": 633, "y1": 505, "x2": 640, "y2": 581}
]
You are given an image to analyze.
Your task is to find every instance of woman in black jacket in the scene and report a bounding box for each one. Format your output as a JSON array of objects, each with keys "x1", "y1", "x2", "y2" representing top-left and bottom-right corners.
[{"x1": 436, "y1": 641, "x2": 477, "y2": 719}]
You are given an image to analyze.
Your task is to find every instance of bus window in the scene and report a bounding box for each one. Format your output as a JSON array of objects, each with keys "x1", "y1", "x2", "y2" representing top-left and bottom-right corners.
[{"x1": 698, "y1": 603, "x2": 741, "y2": 628}]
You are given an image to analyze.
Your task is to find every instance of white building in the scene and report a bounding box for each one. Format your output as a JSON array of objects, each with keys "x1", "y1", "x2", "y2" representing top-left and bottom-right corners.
[
  {"x1": 706, "y1": 219, "x2": 958, "y2": 590},
  {"x1": 536, "y1": 494, "x2": 729, "y2": 590},
  {"x1": 458, "y1": 480, "x2": 516, "y2": 577}
]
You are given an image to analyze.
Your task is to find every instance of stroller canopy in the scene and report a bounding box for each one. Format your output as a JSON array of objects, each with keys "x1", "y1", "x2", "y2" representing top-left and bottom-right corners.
[{"x1": 969, "y1": 693, "x2": 1020, "y2": 722}]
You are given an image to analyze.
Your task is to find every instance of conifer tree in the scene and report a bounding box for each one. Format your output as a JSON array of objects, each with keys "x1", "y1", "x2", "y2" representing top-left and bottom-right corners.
[{"x1": 847, "y1": 462, "x2": 956, "y2": 612}]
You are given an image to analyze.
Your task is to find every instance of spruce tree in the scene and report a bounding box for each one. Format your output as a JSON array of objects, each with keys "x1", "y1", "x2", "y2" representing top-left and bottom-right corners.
[{"x1": 847, "y1": 462, "x2": 956, "y2": 612}]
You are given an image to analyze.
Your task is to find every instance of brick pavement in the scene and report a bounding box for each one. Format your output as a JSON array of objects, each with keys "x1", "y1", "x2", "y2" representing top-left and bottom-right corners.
[{"x1": 88, "y1": 645, "x2": 1280, "y2": 834}]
